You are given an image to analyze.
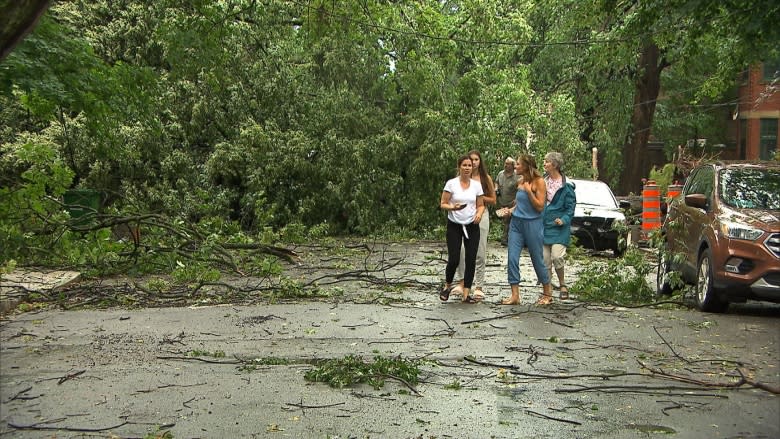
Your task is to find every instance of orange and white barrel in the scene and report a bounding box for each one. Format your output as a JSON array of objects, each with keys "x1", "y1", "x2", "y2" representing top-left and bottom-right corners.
[
  {"x1": 666, "y1": 184, "x2": 683, "y2": 201},
  {"x1": 642, "y1": 180, "x2": 661, "y2": 238}
]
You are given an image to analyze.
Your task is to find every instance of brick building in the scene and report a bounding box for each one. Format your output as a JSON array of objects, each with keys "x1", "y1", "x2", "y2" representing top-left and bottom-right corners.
[{"x1": 733, "y1": 61, "x2": 779, "y2": 160}]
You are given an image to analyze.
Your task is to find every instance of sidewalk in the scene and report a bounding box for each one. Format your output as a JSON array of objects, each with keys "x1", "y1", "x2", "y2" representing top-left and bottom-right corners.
[{"x1": 0, "y1": 269, "x2": 80, "y2": 314}]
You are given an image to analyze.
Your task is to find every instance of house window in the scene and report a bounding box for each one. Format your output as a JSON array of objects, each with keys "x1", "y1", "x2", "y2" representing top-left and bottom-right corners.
[
  {"x1": 740, "y1": 68, "x2": 749, "y2": 85},
  {"x1": 759, "y1": 118, "x2": 778, "y2": 160}
]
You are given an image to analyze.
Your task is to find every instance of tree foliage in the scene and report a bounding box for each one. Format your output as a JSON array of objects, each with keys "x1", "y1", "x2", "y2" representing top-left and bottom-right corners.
[{"x1": 1, "y1": 0, "x2": 777, "y2": 270}]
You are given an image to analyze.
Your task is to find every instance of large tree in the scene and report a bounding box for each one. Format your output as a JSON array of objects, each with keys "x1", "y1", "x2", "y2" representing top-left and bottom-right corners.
[
  {"x1": 0, "y1": 0, "x2": 50, "y2": 60},
  {"x1": 525, "y1": 0, "x2": 779, "y2": 194}
]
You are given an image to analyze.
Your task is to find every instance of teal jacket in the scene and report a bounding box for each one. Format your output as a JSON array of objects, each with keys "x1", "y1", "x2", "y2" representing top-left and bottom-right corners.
[{"x1": 543, "y1": 176, "x2": 576, "y2": 246}]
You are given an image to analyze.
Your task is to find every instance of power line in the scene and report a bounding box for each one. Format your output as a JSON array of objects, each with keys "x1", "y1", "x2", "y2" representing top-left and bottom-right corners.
[{"x1": 284, "y1": 0, "x2": 691, "y2": 49}]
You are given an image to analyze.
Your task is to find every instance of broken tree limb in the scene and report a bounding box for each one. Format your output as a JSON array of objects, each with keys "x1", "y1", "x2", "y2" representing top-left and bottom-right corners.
[
  {"x1": 525, "y1": 409, "x2": 582, "y2": 425},
  {"x1": 5, "y1": 386, "x2": 33, "y2": 402},
  {"x1": 638, "y1": 360, "x2": 780, "y2": 395},
  {"x1": 57, "y1": 370, "x2": 85, "y2": 384},
  {"x1": 463, "y1": 356, "x2": 520, "y2": 370},
  {"x1": 7, "y1": 419, "x2": 129, "y2": 432}
]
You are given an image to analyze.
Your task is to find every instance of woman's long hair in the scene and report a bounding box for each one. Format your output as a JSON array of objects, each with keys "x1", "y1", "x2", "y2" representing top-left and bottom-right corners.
[
  {"x1": 468, "y1": 149, "x2": 494, "y2": 196},
  {"x1": 518, "y1": 154, "x2": 543, "y2": 182}
]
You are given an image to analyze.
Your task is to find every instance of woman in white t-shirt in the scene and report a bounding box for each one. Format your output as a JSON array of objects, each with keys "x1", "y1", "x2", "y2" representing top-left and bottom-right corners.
[{"x1": 439, "y1": 155, "x2": 485, "y2": 303}]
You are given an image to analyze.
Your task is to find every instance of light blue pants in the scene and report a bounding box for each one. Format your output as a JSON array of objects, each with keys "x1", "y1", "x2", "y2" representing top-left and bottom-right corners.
[{"x1": 507, "y1": 215, "x2": 550, "y2": 286}]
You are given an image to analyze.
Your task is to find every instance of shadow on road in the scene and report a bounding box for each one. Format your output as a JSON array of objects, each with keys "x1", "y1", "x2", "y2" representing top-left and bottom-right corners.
[{"x1": 727, "y1": 301, "x2": 780, "y2": 317}]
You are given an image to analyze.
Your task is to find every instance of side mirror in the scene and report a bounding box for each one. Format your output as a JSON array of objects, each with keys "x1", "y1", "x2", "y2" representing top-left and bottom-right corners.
[{"x1": 685, "y1": 194, "x2": 707, "y2": 209}]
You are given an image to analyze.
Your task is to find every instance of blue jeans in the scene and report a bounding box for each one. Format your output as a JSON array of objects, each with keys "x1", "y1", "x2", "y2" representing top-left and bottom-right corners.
[{"x1": 507, "y1": 216, "x2": 550, "y2": 286}]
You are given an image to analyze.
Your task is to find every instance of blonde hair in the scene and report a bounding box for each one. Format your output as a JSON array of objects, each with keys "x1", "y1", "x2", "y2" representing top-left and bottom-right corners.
[{"x1": 518, "y1": 154, "x2": 542, "y2": 181}]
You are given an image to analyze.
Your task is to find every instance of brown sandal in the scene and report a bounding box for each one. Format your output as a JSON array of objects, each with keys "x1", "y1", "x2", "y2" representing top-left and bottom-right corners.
[
  {"x1": 535, "y1": 295, "x2": 553, "y2": 306},
  {"x1": 559, "y1": 286, "x2": 569, "y2": 300}
]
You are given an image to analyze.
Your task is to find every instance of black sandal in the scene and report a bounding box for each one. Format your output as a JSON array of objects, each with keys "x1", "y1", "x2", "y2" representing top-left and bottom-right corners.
[{"x1": 439, "y1": 286, "x2": 453, "y2": 302}]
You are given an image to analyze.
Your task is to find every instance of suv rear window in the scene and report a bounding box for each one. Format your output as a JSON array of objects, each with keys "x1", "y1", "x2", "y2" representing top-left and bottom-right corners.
[{"x1": 719, "y1": 168, "x2": 780, "y2": 209}]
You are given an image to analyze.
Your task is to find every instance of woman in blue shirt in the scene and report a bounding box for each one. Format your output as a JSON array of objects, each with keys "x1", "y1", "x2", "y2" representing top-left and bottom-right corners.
[{"x1": 498, "y1": 154, "x2": 553, "y2": 305}]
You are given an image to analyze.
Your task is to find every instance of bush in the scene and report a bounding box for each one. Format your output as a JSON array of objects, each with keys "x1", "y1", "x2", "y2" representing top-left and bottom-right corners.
[{"x1": 571, "y1": 247, "x2": 654, "y2": 305}]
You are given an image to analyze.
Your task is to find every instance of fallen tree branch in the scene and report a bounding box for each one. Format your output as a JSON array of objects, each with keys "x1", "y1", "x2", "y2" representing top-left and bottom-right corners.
[
  {"x1": 463, "y1": 356, "x2": 519, "y2": 370},
  {"x1": 8, "y1": 419, "x2": 129, "y2": 432},
  {"x1": 525, "y1": 409, "x2": 582, "y2": 425},
  {"x1": 284, "y1": 400, "x2": 346, "y2": 411},
  {"x1": 156, "y1": 355, "x2": 240, "y2": 364},
  {"x1": 555, "y1": 384, "x2": 730, "y2": 397},
  {"x1": 5, "y1": 386, "x2": 33, "y2": 402},
  {"x1": 379, "y1": 373, "x2": 423, "y2": 397},
  {"x1": 639, "y1": 360, "x2": 780, "y2": 395},
  {"x1": 57, "y1": 369, "x2": 85, "y2": 384}
]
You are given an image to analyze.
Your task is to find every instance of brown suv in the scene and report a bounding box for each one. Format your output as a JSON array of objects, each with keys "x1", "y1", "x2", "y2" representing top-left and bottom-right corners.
[{"x1": 656, "y1": 161, "x2": 780, "y2": 312}]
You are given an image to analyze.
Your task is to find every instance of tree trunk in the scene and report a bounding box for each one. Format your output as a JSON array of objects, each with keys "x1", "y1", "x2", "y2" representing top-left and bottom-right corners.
[
  {"x1": 619, "y1": 41, "x2": 667, "y2": 195},
  {"x1": 0, "y1": 0, "x2": 51, "y2": 60}
]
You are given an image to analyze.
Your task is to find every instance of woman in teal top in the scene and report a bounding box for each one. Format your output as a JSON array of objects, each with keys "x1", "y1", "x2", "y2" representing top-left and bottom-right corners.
[
  {"x1": 498, "y1": 154, "x2": 553, "y2": 305},
  {"x1": 543, "y1": 152, "x2": 576, "y2": 299}
]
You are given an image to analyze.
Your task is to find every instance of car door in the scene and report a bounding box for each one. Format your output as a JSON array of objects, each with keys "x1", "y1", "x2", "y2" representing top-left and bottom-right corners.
[{"x1": 674, "y1": 167, "x2": 714, "y2": 277}]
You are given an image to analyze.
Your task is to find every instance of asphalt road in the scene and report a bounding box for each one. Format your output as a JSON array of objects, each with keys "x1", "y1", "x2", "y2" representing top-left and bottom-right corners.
[{"x1": 1, "y1": 242, "x2": 778, "y2": 438}]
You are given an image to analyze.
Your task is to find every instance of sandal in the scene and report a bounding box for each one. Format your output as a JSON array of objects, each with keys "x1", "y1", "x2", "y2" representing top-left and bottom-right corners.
[
  {"x1": 461, "y1": 296, "x2": 478, "y2": 304},
  {"x1": 499, "y1": 297, "x2": 520, "y2": 305},
  {"x1": 535, "y1": 295, "x2": 553, "y2": 306},
  {"x1": 560, "y1": 286, "x2": 569, "y2": 300},
  {"x1": 472, "y1": 289, "x2": 485, "y2": 301},
  {"x1": 439, "y1": 286, "x2": 453, "y2": 302}
]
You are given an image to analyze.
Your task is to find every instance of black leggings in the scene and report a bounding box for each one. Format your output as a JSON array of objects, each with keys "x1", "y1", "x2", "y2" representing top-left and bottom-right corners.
[{"x1": 445, "y1": 220, "x2": 480, "y2": 288}]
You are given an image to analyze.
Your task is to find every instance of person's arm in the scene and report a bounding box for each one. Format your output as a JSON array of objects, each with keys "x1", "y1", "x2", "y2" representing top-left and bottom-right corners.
[
  {"x1": 560, "y1": 185, "x2": 576, "y2": 225},
  {"x1": 527, "y1": 178, "x2": 546, "y2": 212},
  {"x1": 440, "y1": 191, "x2": 457, "y2": 211},
  {"x1": 481, "y1": 176, "x2": 497, "y2": 206},
  {"x1": 474, "y1": 195, "x2": 485, "y2": 223}
]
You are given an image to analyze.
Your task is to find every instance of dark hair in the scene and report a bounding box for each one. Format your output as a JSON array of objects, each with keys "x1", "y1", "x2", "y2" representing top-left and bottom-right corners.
[
  {"x1": 467, "y1": 149, "x2": 494, "y2": 196},
  {"x1": 456, "y1": 154, "x2": 472, "y2": 174}
]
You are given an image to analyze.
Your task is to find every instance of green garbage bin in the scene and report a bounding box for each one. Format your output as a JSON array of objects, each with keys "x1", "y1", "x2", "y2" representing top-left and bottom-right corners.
[{"x1": 63, "y1": 189, "x2": 101, "y2": 226}]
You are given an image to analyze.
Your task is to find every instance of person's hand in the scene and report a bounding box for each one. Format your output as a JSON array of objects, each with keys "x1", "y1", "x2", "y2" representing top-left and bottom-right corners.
[
  {"x1": 522, "y1": 182, "x2": 533, "y2": 193},
  {"x1": 452, "y1": 203, "x2": 466, "y2": 211},
  {"x1": 474, "y1": 213, "x2": 482, "y2": 224},
  {"x1": 555, "y1": 218, "x2": 563, "y2": 226}
]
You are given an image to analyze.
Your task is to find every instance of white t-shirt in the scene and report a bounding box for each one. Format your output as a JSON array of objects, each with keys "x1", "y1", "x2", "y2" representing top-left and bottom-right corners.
[{"x1": 443, "y1": 177, "x2": 484, "y2": 224}]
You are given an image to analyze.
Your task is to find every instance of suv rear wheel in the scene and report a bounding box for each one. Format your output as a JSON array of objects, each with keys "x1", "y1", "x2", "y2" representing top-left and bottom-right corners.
[{"x1": 696, "y1": 248, "x2": 729, "y2": 313}]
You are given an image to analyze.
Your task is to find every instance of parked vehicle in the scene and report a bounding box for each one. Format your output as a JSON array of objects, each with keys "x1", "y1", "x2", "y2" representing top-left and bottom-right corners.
[
  {"x1": 569, "y1": 179, "x2": 630, "y2": 256},
  {"x1": 656, "y1": 161, "x2": 780, "y2": 312}
]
